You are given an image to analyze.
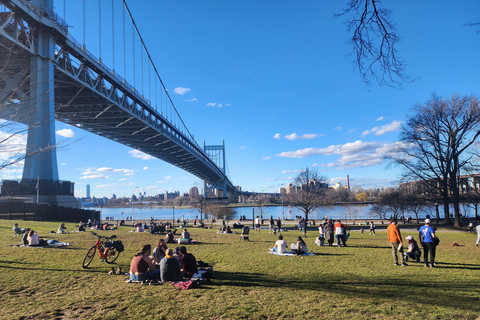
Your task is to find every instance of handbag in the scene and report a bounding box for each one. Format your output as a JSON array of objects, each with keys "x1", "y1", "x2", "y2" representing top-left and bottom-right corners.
[{"x1": 433, "y1": 236, "x2": 440, "y2": 246}]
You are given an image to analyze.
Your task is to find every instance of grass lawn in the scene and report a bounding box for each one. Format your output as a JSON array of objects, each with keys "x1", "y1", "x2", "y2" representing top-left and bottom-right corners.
[{"x1": 1, "y1": 219, "x2": 480, "y2": 319}]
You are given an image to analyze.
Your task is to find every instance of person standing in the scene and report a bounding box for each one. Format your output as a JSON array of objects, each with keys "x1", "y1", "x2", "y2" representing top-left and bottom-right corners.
[
  {"x1": 419, "y1": 219, "x2": 437, "y2": 268},
  {"x1": 387, "y1": 218, "x2": 407, "y2": 266},
  {"x1": 255, "y1": 216, "x2": 260, "y2": 233},
  {"x1": 334, "y1": 220, "x2": 347, "y2": 247},
  {"x1": 476, "y1": 220, "x2": 480, "y2": 246},
  {"x1": 318, "y1": 223, "x2": 325, "y2": 246},
  {"x1": 276, "y1": 217, "x2": 282, "y2": 235},
  {"x1": 324, "y1": 220, "x2": 334, "y2": 246},
  {"x1": 269, "y1": 216, "x2": 274, "y2": 234}
]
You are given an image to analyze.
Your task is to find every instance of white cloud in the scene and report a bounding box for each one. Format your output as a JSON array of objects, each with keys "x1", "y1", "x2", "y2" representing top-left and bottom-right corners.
[
  {"x1": 56, "y1": 128, "x2": 75, "y2": 138},
  {"x1": 376, "y1": 116, "x2": 384, "y2": 121},
  {"x1": 206, "y1": 102, "x2": 230, "y2": 108},
  {"x1": 96, "y1": 184, "x2": 112, "y2": 189},
  {"x1": 239, "y1": 146, "x2": 247, "y2": 150},
  {"x1": 164, "y1": 176, "x2": 173, "y2": 180},
  {"x1": 186, "y1": 98, "x2": 197, "y2": 102},
  {"x1": 97, "y1": 167, "x2": 134, "y2": 175},
  {"x1": 362, "y1": 120, "x2": 401, "y2": 136},
  {"x1": 80, "y1": 172, "x2": 107, "y2": 179},
  {"x1": 128, "y1": 149, "x2": 154, "y2": 160},
  {"x1": 143, "y1": 167, "x2": 149, "y2": 170},
  {"x1": 277, "y1": 140, "x2": 398, "y2": 170},
  {"x1": 262, "y1": 156, "x2": 271, "y2": 160},
  {"x1": 285, "y1": 133, "x2": 320, "y2": 141},
  {"x1": 335, "y1": 127, "x2": 342, "y2": 130},
  {"x1": 173, "y1": 87, "x2": 191, "y2": 95},
  {"x1": 273, "y1": 133, "x2": 281, "y2": 139}
]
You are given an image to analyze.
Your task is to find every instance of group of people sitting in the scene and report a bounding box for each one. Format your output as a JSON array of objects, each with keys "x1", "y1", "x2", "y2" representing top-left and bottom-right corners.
[
  {"x1": 14, "y1": 223, "x2": 69, "y2": 246},
  {"x1": 272, "y1": 235, "x2": 308, "y2": 255},
  {"x1": 129, "y1": 238, "x2": 198, "y2": 283}
]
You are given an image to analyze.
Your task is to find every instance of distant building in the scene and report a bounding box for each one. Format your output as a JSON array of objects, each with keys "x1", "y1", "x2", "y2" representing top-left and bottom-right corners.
[
  {"x1": 86, "y1": 184, "x2": 90, "y2": 198},
  {"x1": 279, "y1": 187, "x2": 286, "y2": 194},
  {"x1": 189, "y1": 187, "x2": 199, "y2": 198}
]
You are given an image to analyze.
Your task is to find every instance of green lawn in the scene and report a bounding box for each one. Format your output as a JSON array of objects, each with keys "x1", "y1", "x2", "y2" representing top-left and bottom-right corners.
[{"x1": 1, "y1": 220, "x2": 479, "y2": 319}]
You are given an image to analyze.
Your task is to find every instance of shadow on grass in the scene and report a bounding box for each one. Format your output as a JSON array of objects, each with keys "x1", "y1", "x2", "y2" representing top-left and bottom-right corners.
[
  {"x1": 0, "y1": 263, "x2": 113, "y2": 273},
  {"x1": 210, "y1": 270, "x2": 480, "y2": 312}
]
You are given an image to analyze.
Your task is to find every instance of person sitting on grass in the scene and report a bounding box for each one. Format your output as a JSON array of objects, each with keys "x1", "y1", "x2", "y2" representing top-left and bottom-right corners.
[
  {"x1": 78, "y1": 221, "x2": 85, "y2": 232},
  {"x1": 166, "y1": 230, "x2": 176, "y2": 244},
  {"x1": 160, "y1": 248, "x2": 184, "y2": 282},
  {"x1": 273, "y1": 235, "x2": 287, "y2": 254},
  {"x1": 13, "y1": 223, "x2": 26, "y2": 235},
  {"x1": 296, "y1": 236, "x2": 308, "y2": 254},
  {"x1": 21, "y1": 228, "x2": 31, "y2": 245},
  {"x1": 179, "y1": 246, "x2": 198, "y2": 279},
  {"x1": 152, "y1": 239, "x2": 168, "y2": 264},
  {"x1": 58, "y1": 223, "x2": 68, "y2": 234},
  {"x1": 27, "y1": 230, "x2": 69, "y2": 246},
  {"x1": 181, "y1": 228, "x2": 191, "y2": 241},
  {"x1": 129, "y1": 244, "x2": 159, "y2": 282},
  {"x1": 404, "y1": 235, "x2": 421, "y2": 262}
]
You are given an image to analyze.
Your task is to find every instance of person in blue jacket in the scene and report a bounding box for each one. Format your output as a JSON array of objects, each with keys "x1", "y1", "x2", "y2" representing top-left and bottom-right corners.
[{"x1": 419, "y1": 219, "x2": 437, "y2": 268}]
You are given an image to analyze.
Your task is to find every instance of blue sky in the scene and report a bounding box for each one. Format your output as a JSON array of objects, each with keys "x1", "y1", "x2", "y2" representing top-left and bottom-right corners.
[{"x1": 3, "y1": 1, "x2": 480, "y2": 198}]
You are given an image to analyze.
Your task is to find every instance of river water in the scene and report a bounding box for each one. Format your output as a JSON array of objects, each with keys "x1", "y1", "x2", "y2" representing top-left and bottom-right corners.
[{"x1": 89, "y1": 204, "x2": 443, "y2": 222}]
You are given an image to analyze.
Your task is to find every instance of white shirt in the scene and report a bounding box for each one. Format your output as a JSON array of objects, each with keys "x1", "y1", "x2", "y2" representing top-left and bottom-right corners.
[
  {"x1": 28, "y1": 233, "x2": 39, "y2": 245},
  {"x1": 275, "y1": 240, "x2": 287, "y2": 254}
]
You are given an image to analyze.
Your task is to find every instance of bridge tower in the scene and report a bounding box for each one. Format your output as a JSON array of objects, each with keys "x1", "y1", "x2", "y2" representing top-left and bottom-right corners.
[
  {"x1": 203, "y1": 141, "x2": 228, "y2": 200},
  {"x1": 0, "y1": 0, "x2": 78, "y2": 207}
]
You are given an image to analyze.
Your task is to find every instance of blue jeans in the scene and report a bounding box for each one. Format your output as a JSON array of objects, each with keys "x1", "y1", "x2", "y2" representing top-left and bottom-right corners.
[{"x1": 130, "y1": 269, "x2": 160, "y2": 281}]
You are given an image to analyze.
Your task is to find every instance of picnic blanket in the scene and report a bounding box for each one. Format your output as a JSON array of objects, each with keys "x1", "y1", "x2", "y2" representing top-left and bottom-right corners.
[
  {"x1": 268, "y1": 251, "x2": 316, "y2": 256},
  {"x1": 7, "y1": 243, "x2": 70, "y2": 248}
]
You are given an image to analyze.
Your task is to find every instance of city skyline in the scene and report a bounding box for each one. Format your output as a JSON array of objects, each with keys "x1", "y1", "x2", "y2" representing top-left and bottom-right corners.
[{"x1": 1, "y1": 1, "x2": 479, "y2": 198}]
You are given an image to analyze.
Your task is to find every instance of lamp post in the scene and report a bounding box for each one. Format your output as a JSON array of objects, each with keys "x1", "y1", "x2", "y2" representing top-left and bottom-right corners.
[{"x1": 172, "y1": 206, "x2": 175, "y2": 228}]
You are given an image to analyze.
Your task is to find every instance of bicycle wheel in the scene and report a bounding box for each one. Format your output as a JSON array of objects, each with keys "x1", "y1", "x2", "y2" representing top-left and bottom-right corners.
[
  {"x1": 82, "y1": 246, "x2": 97, "y2": 268},
  {"x1": 105, "y1": 246, "x2": 120, "y2": 264}
]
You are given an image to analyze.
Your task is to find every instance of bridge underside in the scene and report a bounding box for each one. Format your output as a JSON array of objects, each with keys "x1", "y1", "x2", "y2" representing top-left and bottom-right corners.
[{"x1": 0, "y1": 3, "x2": 235, "y2": 204}]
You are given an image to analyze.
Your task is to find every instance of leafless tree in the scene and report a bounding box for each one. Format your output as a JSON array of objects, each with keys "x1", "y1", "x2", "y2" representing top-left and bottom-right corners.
[
  {"x1": 284, "y1": 168, "x2": 328, "y2": 235},
  {"x1": 335, "y1": 0, "x2": 411, "y2": 88},
  {"x1": 203, "y1": 204, "x2": 236, "y2": 221},
  {"x1": 386, "y1": 94, "x2": 480, "y2": 227}
]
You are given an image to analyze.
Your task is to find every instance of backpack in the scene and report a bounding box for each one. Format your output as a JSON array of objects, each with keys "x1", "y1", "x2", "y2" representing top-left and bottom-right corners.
[{"x1": 114, "y1": 240, "x2": 125, "y2": 252}]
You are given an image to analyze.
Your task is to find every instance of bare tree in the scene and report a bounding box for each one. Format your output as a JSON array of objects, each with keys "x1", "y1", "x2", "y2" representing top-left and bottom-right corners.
[
  {"x1": 284, "y1": 168, "x2": 328, "y2": 235},
  {"x1": 403, "y1": 193, "x2": 427, "y2": 224},
  {"x1": 335, "y1": 0, "x2": 411, "y2": 88},
  {"x1": 387, "y1": 94, "x2": 480, "y2": 227},
  {"x1": 369, "y1": 203, "x2": 388, "y2": 220}
]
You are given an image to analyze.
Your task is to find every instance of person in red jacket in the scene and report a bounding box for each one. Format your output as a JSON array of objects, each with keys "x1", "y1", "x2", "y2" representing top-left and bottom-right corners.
[{"x1": 387, "y1": 218, "x2": 407, "y2": 266}]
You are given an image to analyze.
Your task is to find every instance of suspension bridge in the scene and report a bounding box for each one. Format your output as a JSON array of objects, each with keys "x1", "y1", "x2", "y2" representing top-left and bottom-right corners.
[{"x1": 0, "y1": 0, "x2": 236, "y2": 208}]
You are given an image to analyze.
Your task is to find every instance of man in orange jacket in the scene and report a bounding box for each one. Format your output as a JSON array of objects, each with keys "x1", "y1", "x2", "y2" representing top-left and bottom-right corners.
[{"x1": 387, "y1": 218, "x2": 407, "y2": 266}]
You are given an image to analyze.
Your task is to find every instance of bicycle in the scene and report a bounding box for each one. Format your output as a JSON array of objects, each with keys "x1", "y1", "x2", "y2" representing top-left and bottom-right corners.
[{"x1": 82, "y1": 232, "x2": 124, "y2": 268}]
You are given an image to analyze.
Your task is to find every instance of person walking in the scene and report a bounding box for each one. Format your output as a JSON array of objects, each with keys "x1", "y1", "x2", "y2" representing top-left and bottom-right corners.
[
  {"x1": 476, "y1": 221, "x2": 480, "y2": 246},
  {"x1": 369, "y1": 221, "x2": 376, "y2": 235},
  {"x1": 254, "y1": 216, "x2": 260, "y2": 233},
  {"x1": 387, "y1": 218, "x2": 407, "y2": 266},
  {"x1": 419, "y1": 219, "x2": 437, "y2": 268},
  {"x1": 276, "y1": 217, "x2": 282, "y2": 235}
]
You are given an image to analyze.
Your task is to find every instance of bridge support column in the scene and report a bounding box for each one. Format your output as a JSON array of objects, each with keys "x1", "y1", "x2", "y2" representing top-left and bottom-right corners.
[{"x1": 22, "y1": 26, "x2": 59, "y2": 182}]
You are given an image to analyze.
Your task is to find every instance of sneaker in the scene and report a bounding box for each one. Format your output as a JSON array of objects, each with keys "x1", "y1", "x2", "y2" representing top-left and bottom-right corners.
[
  {"x1": 116, "y1": 267, "x2": 122, "y2": 275},
  {"x1": 394, "y1": 263, "x2": 400, "y2": 266},
  {"x1": 108, "y1": 267, "x2": 115, "y2": 275},
  {"x1": 401, "y1": 263, "x2": 408, "y2": 267},
  {"x1": 430, "y1": 265, "x2": 436, "y2": 268},
  {"x1": 424, "y1": 264, "x2": 430, "y2": 267}
]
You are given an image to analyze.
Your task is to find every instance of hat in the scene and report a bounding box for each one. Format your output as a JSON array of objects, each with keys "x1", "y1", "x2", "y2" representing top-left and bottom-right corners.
[
  {"x1": 406, "y1": 236, "x2": 413, "y2": 240},
  {"x1": 425, "y1": 219, "x2": 431, "y2": 224}
]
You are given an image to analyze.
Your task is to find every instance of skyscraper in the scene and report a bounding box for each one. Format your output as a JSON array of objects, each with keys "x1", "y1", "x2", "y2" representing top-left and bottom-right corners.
[{"x1": 86, "y1": 184, "x2": 90, "y2": 198}]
